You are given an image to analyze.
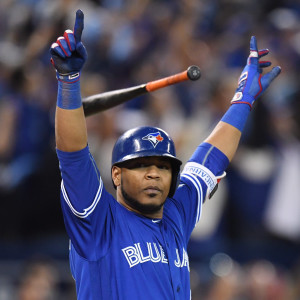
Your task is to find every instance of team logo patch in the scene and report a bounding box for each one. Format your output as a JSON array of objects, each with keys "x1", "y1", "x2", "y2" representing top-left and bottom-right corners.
[
  {"x1": 231, "y1": 92, "x2": 243, "y2": 102},
  {"x1": 142, "y1": 132, "x2": 164, "y2": 148}
]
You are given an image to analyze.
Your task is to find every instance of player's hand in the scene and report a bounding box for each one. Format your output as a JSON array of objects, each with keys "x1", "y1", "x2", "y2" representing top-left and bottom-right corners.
[
  {"x1": 50, "y1": 9, "x2": 87, "y2": 75},
  {"x1": 231, "y1": 36, "x2": 281, "y2": 109}
]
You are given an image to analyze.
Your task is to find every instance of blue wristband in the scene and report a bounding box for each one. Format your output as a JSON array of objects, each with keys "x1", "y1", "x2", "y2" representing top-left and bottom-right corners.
[
  {"x1": 56, "y1": 72, "x2": 82, "y2": 110},
  {"x1": 221, "y1": 103, "x2": 251, "y2": 132}
]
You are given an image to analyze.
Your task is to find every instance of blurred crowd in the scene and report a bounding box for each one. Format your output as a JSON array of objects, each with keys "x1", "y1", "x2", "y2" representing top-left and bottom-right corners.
[{"x1": 0, "y1": 0, "x2": 300, "y2": 299}]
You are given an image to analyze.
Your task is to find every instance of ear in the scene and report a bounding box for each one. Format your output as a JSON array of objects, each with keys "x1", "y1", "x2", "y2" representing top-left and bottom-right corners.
[{"x1": 112, "y1": 166, "x2": 121, "y2": 187}]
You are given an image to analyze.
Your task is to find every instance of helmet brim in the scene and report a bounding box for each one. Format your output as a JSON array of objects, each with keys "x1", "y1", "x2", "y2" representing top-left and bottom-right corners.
[{"x1": 112, "y1": 151, "x2": 182, "y2": 168}]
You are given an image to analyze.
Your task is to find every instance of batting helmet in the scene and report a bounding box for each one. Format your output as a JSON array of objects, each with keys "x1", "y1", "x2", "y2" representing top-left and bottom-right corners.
[{"x1": 111, "y1": 126, "x2": 182, "y2": 197}]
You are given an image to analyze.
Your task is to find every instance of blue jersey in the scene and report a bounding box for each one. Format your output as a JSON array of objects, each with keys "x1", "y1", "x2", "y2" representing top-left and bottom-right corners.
[{"x1": 57, "y1": 145, "x2": 224, "y2": 300}]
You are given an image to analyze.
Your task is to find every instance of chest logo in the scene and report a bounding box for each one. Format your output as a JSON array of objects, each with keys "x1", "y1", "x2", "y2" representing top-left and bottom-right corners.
[
  {"x1": 122, "y1": 242, "x2": 190, "y2": 271},
  {"x1": 142, "y1": 132, "x2": 164, "y2": 148}
]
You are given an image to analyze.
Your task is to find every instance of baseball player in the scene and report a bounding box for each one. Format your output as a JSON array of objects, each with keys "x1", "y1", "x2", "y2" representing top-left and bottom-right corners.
[{"x1": 50, "y1": 10, "x2": 281, "y2": 300}]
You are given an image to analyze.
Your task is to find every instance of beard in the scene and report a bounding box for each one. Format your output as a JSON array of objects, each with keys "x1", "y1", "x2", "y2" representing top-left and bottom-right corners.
[{"x1": 121, "y1": 184, "x2": 166, "y2": 215}]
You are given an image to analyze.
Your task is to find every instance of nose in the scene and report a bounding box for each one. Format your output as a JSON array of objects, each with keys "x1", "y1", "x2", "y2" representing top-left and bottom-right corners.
[{"x1": 145, "y1": 165, "x2": 160, "y2": 179}]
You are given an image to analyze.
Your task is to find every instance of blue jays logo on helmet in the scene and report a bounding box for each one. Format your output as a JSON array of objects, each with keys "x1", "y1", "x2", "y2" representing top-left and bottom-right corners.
[{"x1": 142, "y1": 132, "x2": 164, "y2": 148}]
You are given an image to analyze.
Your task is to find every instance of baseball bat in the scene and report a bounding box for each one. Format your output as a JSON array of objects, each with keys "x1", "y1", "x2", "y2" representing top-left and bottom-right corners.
[{"x1": 82, "y1": 65, "x2": 201, "y2": 116}]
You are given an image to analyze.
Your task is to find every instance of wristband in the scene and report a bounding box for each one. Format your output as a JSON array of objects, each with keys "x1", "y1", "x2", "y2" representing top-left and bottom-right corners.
[
  {"x1": 220, "y1": 103, "x2": 251, "y2": 132},
  {"x1": 56, "y1": 72, "x2": 82, "y2": 109}
]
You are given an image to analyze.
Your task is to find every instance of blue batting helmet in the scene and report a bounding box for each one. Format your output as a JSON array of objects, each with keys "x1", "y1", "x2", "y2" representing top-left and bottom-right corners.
[{"x1": 111, "y1": 126, "x2": 182, "y2": 197}]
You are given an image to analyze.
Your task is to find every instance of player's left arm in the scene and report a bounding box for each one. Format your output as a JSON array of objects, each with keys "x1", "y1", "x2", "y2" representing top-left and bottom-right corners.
[
  {"x1": 178, "y1": 36, "x2": 281, "y2": 236},
  {"x1": 181, "y1": 36, "x2": 281, "y2": 204},
  {"x1": 205, "y1": 36, "x2": 281, "y2": 161}
]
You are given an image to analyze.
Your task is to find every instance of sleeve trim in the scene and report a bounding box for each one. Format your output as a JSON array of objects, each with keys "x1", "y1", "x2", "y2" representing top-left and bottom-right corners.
[
  {"x1": 61, "y1": 178, "x2": 103, "y2": 218},
  {"x1": 180, "y1": 173, "x2": 203, "y2": 224}
]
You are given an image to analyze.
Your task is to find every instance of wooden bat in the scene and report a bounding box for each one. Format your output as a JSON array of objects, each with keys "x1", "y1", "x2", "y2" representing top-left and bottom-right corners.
[{"x1": 82, "y1": 65, "x2": 201, "y2": 116}]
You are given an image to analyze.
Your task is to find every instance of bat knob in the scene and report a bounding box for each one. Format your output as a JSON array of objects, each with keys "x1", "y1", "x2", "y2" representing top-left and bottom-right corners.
[{"x1": 187, "y1": 65, "x2": 201, "y2": 81}]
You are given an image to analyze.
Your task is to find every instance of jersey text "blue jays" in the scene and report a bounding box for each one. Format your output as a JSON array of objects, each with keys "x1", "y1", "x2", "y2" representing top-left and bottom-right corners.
[{"x1": 122, "y1": 242, "x2": 190, "y2": 270}]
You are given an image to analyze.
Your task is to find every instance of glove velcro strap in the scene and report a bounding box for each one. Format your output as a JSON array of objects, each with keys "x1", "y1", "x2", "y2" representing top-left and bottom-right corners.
[{"x1": 56, "y1": 72, "x2": 80, "y2": 83}]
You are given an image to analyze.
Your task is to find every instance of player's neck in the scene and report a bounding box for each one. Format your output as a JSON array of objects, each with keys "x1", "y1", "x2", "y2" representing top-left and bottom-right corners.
[
  {"x1": 116, "y1": 188, "x2": 164, "y2": 219},
  {"x1": 117, "y1": 197, "x2": 163, "y2": 218}
]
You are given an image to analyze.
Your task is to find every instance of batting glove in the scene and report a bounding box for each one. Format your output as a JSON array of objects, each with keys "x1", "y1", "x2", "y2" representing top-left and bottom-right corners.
[
  {"x1": 50, "y1": 9, "x2": 87, "y2": 83},
  {"x1": 231, "y1": 36, "x2": 281, "y2": 109}
]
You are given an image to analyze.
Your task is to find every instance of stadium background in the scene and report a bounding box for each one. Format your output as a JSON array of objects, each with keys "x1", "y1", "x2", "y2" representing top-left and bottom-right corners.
[{"x1": 0, "y1": 0, "x2": 299, "y2": 298}]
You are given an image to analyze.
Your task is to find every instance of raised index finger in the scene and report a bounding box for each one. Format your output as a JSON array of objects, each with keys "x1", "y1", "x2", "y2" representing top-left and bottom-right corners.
[{"x1": 74, "y1": 9, "x2": 84, "y2": 43}]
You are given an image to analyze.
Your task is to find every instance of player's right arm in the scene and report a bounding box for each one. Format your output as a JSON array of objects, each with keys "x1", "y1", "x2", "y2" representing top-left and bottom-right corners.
[
  {"x1": 50, "y1": 10, "x2": 88, "y2": 152},
  {"x1": 50, "y1": 11, "x2": 115, "y2": 260}
]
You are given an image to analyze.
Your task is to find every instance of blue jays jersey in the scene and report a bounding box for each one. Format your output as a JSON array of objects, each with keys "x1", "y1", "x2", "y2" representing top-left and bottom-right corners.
[{"x1": 56, "y1": 144, "x2": 225, "y2": 300}]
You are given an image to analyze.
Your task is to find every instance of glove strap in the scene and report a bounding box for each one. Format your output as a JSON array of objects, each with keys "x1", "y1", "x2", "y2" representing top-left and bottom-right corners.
[
  {"x1": 56, "y1": 71, "x2": 80, "y2": 83},
  {"x1": 56, "y1": 72, "x2": 82, "y2": 110},
  {"x1": 231, "y1": 92, "x2": 254, "y2": 110}
]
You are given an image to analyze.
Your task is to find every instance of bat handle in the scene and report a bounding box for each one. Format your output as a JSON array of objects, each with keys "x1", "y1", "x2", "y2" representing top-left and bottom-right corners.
[{"x1": 146, "y1": 70, "x2": 188, "y2": 92}]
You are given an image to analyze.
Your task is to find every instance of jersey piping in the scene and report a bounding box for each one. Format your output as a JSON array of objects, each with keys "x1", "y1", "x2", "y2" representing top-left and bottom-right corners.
[{"x1": 61, "y1": 178, "x2": 103, "y2": 218}]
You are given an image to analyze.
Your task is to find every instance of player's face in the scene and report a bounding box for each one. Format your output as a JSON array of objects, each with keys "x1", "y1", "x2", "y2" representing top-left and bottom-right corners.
[{"x1": 112, "y1": 157, "x2": 172, "y2": 218}]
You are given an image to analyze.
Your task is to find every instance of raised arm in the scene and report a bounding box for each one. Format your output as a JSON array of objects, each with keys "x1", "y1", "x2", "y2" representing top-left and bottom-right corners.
[
  {"x1": 205, "y1": 36, "x2": 281, "y2": 161},
  {"x1": 50, "y1": 10, "x2": 88, "y2": 152},
  {"x1": 183, "y1": 37, "x2": 281, "y2": 200}
]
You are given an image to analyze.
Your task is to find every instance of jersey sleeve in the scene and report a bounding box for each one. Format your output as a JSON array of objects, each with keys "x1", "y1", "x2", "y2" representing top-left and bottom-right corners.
[
  {"x1": 56, "y1": 146, "x2": 116, "y2": 260},
  {"x1": 171, "y1": 143, "x2": 228, "y2": 240}
]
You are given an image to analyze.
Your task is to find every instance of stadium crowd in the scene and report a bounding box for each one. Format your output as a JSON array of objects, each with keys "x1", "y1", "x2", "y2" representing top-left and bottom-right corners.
[{"x1": 0, "y1": 0, "x2": 299, "y2": 298}]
